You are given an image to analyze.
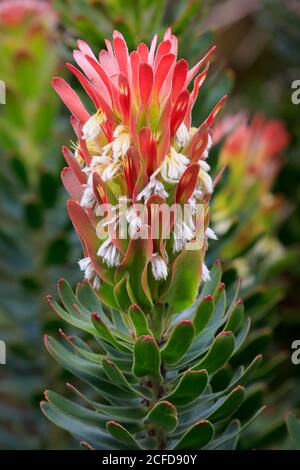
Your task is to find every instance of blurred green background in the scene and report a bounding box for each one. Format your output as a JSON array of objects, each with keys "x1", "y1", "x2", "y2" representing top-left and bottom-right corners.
[{"x1": 0, "y1": 0, "x2": 299, "y2": 449}]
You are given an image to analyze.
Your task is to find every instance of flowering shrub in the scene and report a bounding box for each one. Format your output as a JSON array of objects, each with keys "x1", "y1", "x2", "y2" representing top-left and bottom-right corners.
[{"x1": 40, "y1": 30, "x2": 265, "y2": 450}]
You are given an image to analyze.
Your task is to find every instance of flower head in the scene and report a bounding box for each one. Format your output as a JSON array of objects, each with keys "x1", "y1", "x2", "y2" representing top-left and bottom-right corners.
[
  {"x1": 54, "y1": 29, "x2": 226, "y2": 312},
  {"x1": 215, "y1": 113, "x2": 290, "y2": 190},
  {"x1": 0, "y1": 0, "x2": 57, "y2": 28},
  {"x1": 212, "y1": 113, "x2": 290, "y2": 259}
]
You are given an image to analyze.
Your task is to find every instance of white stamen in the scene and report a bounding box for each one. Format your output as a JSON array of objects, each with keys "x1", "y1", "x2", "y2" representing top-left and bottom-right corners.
[
  {"x1": 199, "y1": 168, "x2": 213, "y2": 194},
  {"x1": 126, "y1": 206, "x2": 143, "y2": 236},
  {"x1": 187, "y1": 187, "x2": 203, "y2": 213},
  {"x1": 78, "y1": 257, "x2": 101, "y2": 290},
  {"x1": 202, "y1": 263, "x2": 211, "y2": 282},
  {"x1": 202, "y1": 133, "x2": 213, "y2": 160},
  {"x1": 173, "y1": 218, "x2": 194, "y2": 253},
  {"x1": 82, "y1": 111, "x2": 105, "y2": 141},
  {"x1": 78, "y1": 257, "x2": 94, "y2": 279},
  {"x1": 97, "y1": 238, "x2": 121, "y2": 268},
  {"x1": 199, "y1": 160, "x2": 211, "y2": 172},
  {"x1": 112, "y1": 125, "x2": 130, "y2": 160},
  {"x1": 93, "y1": 276, "x2": 101, "y2": 290},
  {"x1": 102, "y1": 161, "x2": 120, "y2": 181},
  {"x1": 90, "y1": 155, "x2": 111, "y2": 167},
  {"x1": 137, "y1": 178, "x2": 168, "y2": 201},
  {"x1": 176, "y1": 123, "x2": 190, "y2": 147},
  {"x1": 161, "y1": 147, "x2": 189, "y2": 183},
  {"x1": 151, "y1": 253, "x2": 168, "y2": 280},
  {"x1": 80, "y1": 174, "x2": 96, "y2": 208},
  {"x1": 91, "y1": 155, "x2": 120, "y2": 181},
  {"x1": 205, "y1": 227, "x2": 218, "y2": 240}
]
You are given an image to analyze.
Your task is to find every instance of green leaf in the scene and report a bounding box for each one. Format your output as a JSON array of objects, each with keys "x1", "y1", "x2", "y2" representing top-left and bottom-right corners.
[
  {"x1": 199, "y1": 260, "x2": 222, "y2": 299},
  {"x1": 144, "y1": 401, "x2": 178, "y2": 433},
  {"x1": 286, "y1": 414, "x2": 300, "y2": 449},
  {"x1": 80, "y1": 441, "x2": 94, "y2": 450},
  {"x1": 77, "y1": 281, "x2": 106, "y2": 314},
  {"x1": 45, "y1": 390, "x2": 107, "y2": 428},
  {"x1": 114, "y1": 274, "x2": 132, "y2": 311},
  {"x1": 58, "y1": 278, "x2": 92, "y2": 320},
  {"x1": 165, "y1": 369, "x2": 208, "y2": 406},
  {"x1": 44, "y1": 336, "x2": 135, "y2": 401},
  {"x1": 129, "y1": 304, "x2": 152, "y2": 337},
  {"x1": 204, "y1": 407, "x2": 266, "y2": 450},
  {"x1": 115, "y1": 227, "x2": 153, "y2": 309},
  {"x1": 193, "y1": 331, "x2": 235, "y2": 374},
  {"x1": 91, "y1": 313, "x2": 132, "y2": 353},
  {"x1": 193, "y1": 296, "x2": 214, "y2": 334},
  {"x1": 174, "y1": 420, "x2": 214, "y2": 449},
  {"x1": 102, "y1": 358, "x2": 151, "y2": 399},
  {"x1": 209, "y1": 386, "x2": 245, "y2": 422},
  {"x1": 211, "y1": 420, "x2": 241, "y2": 450},
  {"x1": 224, "y1": 300, "x2": 244, "y2": 333},
  {"x1": 224, "y1": 355, "x2": 263, "y2": 392},
  {"x1": 47, "y1": 295, "x2": 96, "y2": 336},
  {"x1": 106, "y1": 421, "x2": 141, "y2": 449},
  {"x1": 133, "y1": 335, "x2": 162, "y2": 380},
  {"x1": 40, "y1": 401, "x2": 126, "y2": 450},
  {"x1": 212, "y1": 284, "x2": 227, "y2": 324},
  {"x1": 97, "y1": 281, "x2": 119, "y2": 309},
  {"x1": 160, "y1": 248, "x2": 203, "y2": 313},
  {"x1": 161, "y1": 321, "x2": 195, "y2": 365}
]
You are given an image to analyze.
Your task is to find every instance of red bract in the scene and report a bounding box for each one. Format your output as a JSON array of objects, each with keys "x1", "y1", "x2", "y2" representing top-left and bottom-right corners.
[
  {"x1": 216, "y1": 113, "x2": 290, "y2": 187},
  {"x1": 54, "y1": 29, "x2": 225, "y2": 312}
]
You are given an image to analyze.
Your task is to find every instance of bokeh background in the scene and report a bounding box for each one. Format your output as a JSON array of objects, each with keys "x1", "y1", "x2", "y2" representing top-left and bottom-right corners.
[{"x1": 0, "y1": 0, "x2": 299, "y2": 449}]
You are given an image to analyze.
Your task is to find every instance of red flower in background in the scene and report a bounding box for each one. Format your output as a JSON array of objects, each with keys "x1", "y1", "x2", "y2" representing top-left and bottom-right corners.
[
  {"x1": 215, "y1": 113, "x2": 290, "y2": 188},
  {"x1": 0, "y1": 0, "x2": 57, "y2": 27}
]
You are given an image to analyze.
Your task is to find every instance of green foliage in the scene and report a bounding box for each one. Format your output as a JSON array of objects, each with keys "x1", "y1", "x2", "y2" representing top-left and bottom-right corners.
[
  {"x1": 41, "y1": 262, "x2": 264, "y2": 450},
  {"x1": 286, "y1": 414, "x2": 300, "y2": 450},
  {"x1": 0, "y1": 11, "x2": 80, "y2": 449}
]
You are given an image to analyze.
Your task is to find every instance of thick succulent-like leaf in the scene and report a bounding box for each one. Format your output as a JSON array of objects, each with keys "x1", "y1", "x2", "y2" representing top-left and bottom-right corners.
[
  {"x1": 161, "y1": 321, "x2": 195, "y2": 365},
  {"x1": 204, "y1": 407, "x2": 266, "y2": 450},
  {"x1": 102, "y1": 358, "x2": 152, "y2": 399},
  {"x1": 193, "y1": 331, "x2": 235, "y2": 373},
  {"x1": 174, "y1": 420, "x2": 214, "y2": 449},
  {"x1": 59, "y1": 278, "x2": 93, "y2": 320},
  {"x1": 144, "y1": 401, "x2": 178, "y2": 433},
  {"x1": 114, "y1": 274, "x2": 132, "y2": 311},
  {"x1": 129, "y1": 304, "x2": 152, "y2": 337},
  {"x1": 286, "y1": 414, "x2": 300, "y2": 449},
  {"x1": 165, "y1": 369, "x2": 208, "y2": 406},
  {"x1": 132, "y1": 335, "x2": 162, "y2": 381},
  {"x1": 224, "y1": 300, "x2": 244, "y2": 334},
  {"x1": 208, "y1": 420, "x2": 240, "y2": 450},
  {"x1": 193, "y1": 295, "x2": 214, "y2": 334},
  {"x1": 46, "y1": 295, "x2": 96, "y2": 336},
  {"x1": 97, "y1": 282, "x2": 119, "y2": 309},
  {"x1": 44, "y1": 336, "x2": 135, "y2": 401},
  {"x1": 80, "y1": 441, "x2": 94, "y2": 450},
  {"x1": 208, "y1": 386, "x2": 245, "y2": 422},
  {"x1": 76, "y1": 281, "x2": 106, "y2": 314},
  {"x1": 106, "y1": 421, "x2": 142, "y2": 449},
  {"x1": 115, "y1": 226, "x2": 153, "y2": 309},
  {"x1": 199, "y1": 260, "x2": 222, "y2": 299},
  {"x1": 41, "y1": 400, "x2": 127, "y2": 450},
  {"x1": 160, "y1": 248, "x2": 203, "y2": 313},
  {"x1": 92, "y1": 313, "x2": 132, "y2": 353}
]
